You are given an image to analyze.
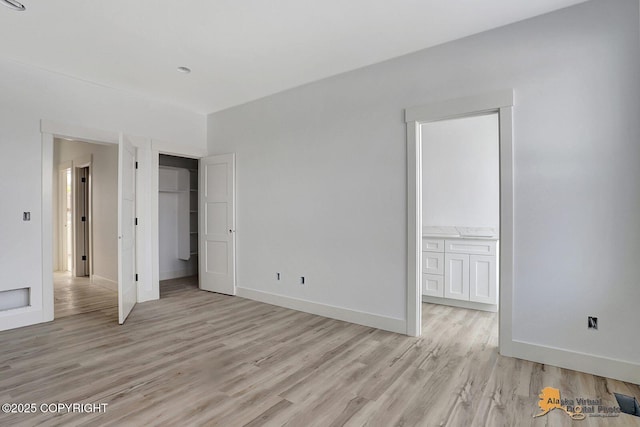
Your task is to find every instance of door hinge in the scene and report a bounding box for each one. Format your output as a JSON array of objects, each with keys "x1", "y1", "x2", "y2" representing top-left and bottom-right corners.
[
  {"x1": 135, "y1": 274, "x2": 138, "y2": 282},
  {"x1": 81, "y1": 216, "x2": 86, "y2": 222},
  {"x1": 81, "y1": 177, "x2": 86, "y2": 183},
  {"x1": 81, "y1": 255, "x2": 87, "y2": 261},
  {"x1": 135, "y1": 218, "x2": 138, "y2": 225},
  {"x1": 135, "y1": 161, "x2": 139, "y2": 169}
]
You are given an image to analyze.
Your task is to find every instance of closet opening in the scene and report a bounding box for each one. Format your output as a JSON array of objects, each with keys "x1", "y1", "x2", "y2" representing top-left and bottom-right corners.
[{"x1": 158, "y1": 154, "x2": 199, "y2": 298}]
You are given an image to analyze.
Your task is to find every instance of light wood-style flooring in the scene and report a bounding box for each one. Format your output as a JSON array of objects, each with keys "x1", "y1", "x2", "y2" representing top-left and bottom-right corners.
[
  {"x1": 53, "y1": 271, "x2": 117, "y2": 319},
  {"x1": 2, "y1": 277, "x2": 639, "y2": 426}
]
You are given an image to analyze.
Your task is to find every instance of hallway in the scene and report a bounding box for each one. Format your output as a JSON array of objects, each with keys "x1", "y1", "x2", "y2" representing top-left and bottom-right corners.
[{"x1": 54, "y1": 272, "x2": 117, "y2": 319}]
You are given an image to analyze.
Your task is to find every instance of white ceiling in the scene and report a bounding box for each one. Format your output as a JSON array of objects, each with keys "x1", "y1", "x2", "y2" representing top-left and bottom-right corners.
[{"x1": 0, "y1": 0, "x2": 587, "y2": 114}]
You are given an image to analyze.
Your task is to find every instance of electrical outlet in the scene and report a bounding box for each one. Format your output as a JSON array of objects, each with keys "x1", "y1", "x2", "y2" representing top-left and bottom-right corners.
[
  {"x1": 588, "y1": 316, "x2": 598, "y2": 330},
  {"x1": 23, "y1": 212, "x2": 30, "y2": 221},
  {"x1": 300, "y1": 276, "x2": 305, "y2": 285}
]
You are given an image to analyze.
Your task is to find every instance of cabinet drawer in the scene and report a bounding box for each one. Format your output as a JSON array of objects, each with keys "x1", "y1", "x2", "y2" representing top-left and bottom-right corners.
[
  {"x1": 422, "y1": 274, "x2": 444, "y2": 297},
  {"x1": 445, "y1": 239, "x2": 496, "y2": 256},
  {"x1": 422, "y1": 252, "x2": 444, "y2": 275},
  {"x1": 422, "y1": 238, "x2": 445, "y2": 252}
]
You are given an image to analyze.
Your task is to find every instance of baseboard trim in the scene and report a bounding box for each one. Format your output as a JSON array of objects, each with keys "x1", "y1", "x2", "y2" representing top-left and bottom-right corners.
[
  {"x1": 236, "y1": 288, "x2": 406, "y2": 334},
  {"x1": 422, "y1": 295, "x2": 497, "y2": 312},
  {"x1": 91, "y1": 275, "x2": 117, "y2": 292},
  {"x1": 159, "y1": 269, "x2": 196, "y2": 281},
  {"x1": 0, "y1": 307, "x2": 45, "y2": 332},
  {"x1": 511, "y1": 339, "x2": 640, "y2": 385}
]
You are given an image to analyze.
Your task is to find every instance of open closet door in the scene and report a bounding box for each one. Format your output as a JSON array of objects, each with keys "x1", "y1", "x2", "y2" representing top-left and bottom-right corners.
[
  {"x1": 199, "y1": 153, "x2": 236, "y2": 295},
  {"x1": 118, "y1": 134, "x2": 137, "y2": 324}
]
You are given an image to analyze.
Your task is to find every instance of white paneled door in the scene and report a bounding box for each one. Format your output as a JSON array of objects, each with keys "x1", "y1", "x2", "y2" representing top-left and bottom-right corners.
[
  {"x1": 199, "y1": 154, "x2": 236, "y2": 295},
  {"x1": 118, "y1": 134, "x2": 137, "y2": 324}
]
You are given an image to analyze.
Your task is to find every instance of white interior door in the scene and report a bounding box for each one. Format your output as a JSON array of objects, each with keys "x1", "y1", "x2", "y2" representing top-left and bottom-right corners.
[
  {"x1": 74, "y1": 166, "x2": 90, "y2": 277},
  {"x1": 199, "y1": 153, "x2": 235, "y2": 295},
  {"x1": 118, "y1": 134, "x2": 137, "y2": 324}
]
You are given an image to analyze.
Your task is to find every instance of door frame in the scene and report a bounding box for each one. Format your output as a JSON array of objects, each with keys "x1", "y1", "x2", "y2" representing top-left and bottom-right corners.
[
  {"x1": 57, "y1": 162, "x2": 72, "y2": 272},
  {"x1": 149, "y1": 142, "x2": 207, "y2": 301},
  {"x1": 42, "y1": 121, "x2": 121, "y2": 321},
  {"x1": 405, "y1": 90, "x2": 515, "y2": 357}
]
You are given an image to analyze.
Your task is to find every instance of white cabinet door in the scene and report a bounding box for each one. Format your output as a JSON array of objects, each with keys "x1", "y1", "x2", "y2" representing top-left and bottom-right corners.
[
  {"x1": 444, "y1": 253, "x2": 469, "y2": 301},
  {"x1": 469, "y1": 255, "x2": 497, "y2": 304},
  {"x1": 422, "y1": 274, "x2": 444, "y2": 297},
  {"x1": 422, "y1": 252, "x2": 444, "y2": 275}
]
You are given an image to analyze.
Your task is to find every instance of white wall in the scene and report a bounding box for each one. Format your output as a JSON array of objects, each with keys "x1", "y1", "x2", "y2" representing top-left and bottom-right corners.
[
  {"x1": 0, "y1": 57, "x2": 206, "y2": 331},
  {"x1": 208, "y1": 0, "x2": 640, "y2": 378},
  {"x1": 421, "y1": 113, "x2": 499, "y2": 230},
  {"x1": 53, "y1": 139, "x2": 118, "y2": 282},
  {"x1": 159, "y1": 192, "x2": 182, "y2": 279}
]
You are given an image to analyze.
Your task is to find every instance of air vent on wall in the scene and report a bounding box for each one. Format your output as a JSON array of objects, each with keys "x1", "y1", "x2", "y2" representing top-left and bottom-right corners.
[{"x1": 0, "y1": 288, "x2": 30, "y2": 311}]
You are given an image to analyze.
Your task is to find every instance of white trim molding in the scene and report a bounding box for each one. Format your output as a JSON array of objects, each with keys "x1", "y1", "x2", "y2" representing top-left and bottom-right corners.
[
  {"x1": 41, "y1": 120, "x2": 119, "y2": 145},
  {"x1": 41, "y1": 122, "x2": 120, "y2": 325},
  {"x1": 511, "y1": 340, "x2": 640, "y2": 385},
  {"x1": 42, "y1": 132, "x2": 54, "y2": 323},
  {"x1": 152, "y1": 139, "x2": 207, "y2": 159},
  {"x1": 405, "y1": 89, "x2": 514, "y2": 123},
  {"x1": 237, "y1": 288, "x2": 406, "y2": 334},
  {"x1": 404, "y1": 90, "x2": 515, "y2": 351}
]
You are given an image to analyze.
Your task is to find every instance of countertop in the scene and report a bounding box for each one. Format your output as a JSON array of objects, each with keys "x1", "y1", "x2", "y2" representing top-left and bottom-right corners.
[{"x1": 422, "y1": 226, "x2": 499, "y2": 240}]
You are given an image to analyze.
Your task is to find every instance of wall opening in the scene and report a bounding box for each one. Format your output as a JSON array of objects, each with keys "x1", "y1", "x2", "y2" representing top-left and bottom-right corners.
[
  {"x1": 420, "y1": 112, "x2": 500, "y2": 314},
  {"x1": 405, "y1": 90, "x2": 514, "y2": 355},
  {"x1": 52, "y1": 138, "x2": 118, "y2": 319},
  {"x1": 158, "y1": 154, "x2": 199, "y2": 298}
]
